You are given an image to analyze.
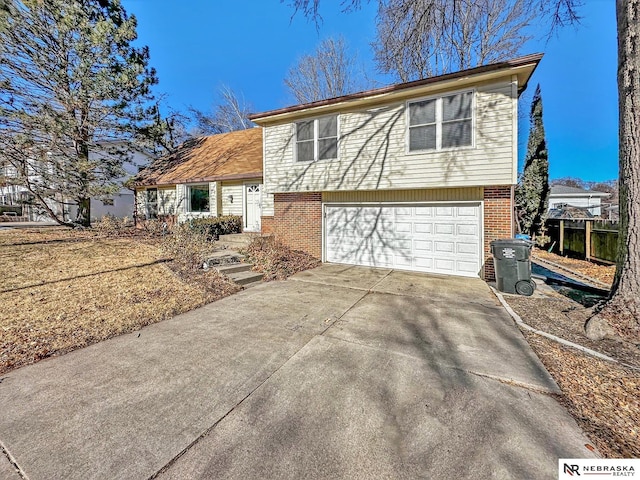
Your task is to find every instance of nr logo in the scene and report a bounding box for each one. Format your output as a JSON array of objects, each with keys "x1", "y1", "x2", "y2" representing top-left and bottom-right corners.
[{"x1": 564, "y1": 464, "x2": 581, "y2": 476}]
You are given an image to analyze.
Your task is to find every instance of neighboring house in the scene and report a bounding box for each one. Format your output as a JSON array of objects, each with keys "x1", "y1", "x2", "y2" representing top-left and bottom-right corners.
[
  {"x1": 133, "y1": 128, "x2": 268, "y2": 232},
  {"x1": 0, "y1": 144, "x2": 153, "y2": 222},
  {"x1": 548, "y1": 185, "x2": 610, "y2": 217},
  {"x1": 249, "y1": 54, "x2": 543, "y2": 279}
]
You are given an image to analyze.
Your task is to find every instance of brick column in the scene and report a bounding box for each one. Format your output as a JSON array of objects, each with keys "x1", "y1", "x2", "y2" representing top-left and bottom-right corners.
[
  {"x1": 272, "y1": 192, "x2": 322, "y2": 259},
  {"x1": 483, "y1": 186, "x2": 513, "y2": 280}
]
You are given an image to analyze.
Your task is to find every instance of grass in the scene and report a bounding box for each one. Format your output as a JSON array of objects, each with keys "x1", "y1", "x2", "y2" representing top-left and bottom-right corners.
[{"x1": 0, "y1": 227, "x2": 238, "y2": 374}]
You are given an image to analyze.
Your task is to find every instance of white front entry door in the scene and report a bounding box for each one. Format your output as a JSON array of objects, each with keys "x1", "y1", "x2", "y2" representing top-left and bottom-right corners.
[
  {"x1": 244, "y1": 184, "x2": 262, "y2": 232},
  {"x1": 324, "y1": 203, "x2": 482, "y2": 277}
]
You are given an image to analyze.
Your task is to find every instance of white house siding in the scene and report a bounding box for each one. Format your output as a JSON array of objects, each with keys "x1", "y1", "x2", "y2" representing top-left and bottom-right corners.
[
  {"x1": 221, "y1": 182, "x2": 244, "y2": 217},
  {"x1": 261, "y1": 190, "x2": 274, "y2": 217},
  {"x1": 263, "y1": 80, "x2": 516, "y2": 194},
  {"x1": 158, "y1": 187, "x2": 178, "y2": 216}
]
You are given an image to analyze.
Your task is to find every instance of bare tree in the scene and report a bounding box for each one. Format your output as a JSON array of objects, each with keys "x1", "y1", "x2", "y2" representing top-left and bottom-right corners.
[
  {"x1": 284, "y1": 36, "x2": 372, "y2": 103},
  {"x1": 374, "y1": 0, "x2": 534, "y2": 81},
  {"x1": 190, "y1": 85, "x2": 254, "y2": 135}
]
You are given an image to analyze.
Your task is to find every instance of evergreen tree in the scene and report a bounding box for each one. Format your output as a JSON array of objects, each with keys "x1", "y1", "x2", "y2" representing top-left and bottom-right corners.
[
  {"x1": 0, "y1": 0, "x2": 158, "y2": 226},
  {"x1": 516, "y1": 84, "x2": 550, "y2": 238}
]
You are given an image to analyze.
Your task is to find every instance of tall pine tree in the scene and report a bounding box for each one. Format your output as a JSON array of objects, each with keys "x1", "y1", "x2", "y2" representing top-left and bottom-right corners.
[
  {"x1": 0, "y1": 0, "x2": 158, "y2": 226},
  {"x1": 516, "y1": 84, "x2": 550, "y2": 238}
]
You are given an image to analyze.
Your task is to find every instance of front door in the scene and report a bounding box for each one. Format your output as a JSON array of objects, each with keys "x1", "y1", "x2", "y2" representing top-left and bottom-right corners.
[{"x1": 244, "y1": 183, "x2": 262, "y2": 232}]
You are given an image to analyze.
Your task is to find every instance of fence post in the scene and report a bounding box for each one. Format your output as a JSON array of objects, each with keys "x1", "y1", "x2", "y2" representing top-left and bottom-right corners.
[
  {"x1": 559, "y1": 219, "x2": 565, "y2": 255},
  {"x1": 585, "y1": 220, "x2": 592, "y2": 261}
]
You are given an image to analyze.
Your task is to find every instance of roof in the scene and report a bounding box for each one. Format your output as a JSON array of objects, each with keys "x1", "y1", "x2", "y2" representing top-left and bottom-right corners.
[
  {"x1": 249, "y1": 53, "x2": 543, "y2": 125},
  {"x1": 134, "y1": 128, "x2": 263, "y2": 187},
  {"x1": 549, "y1": 185, "x2": 609, "y2": 197},
  {"x1": 547, "y1": 205, "x2": 595, "y2": 220}
]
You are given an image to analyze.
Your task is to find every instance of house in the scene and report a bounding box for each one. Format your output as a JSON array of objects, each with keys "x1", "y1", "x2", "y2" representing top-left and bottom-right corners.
[
  {"x1": 0, "y1": 143, "x2": 153, "y2": 223},
  {"x1": 548, "y1": 185, "x2": 610, "y2": 217},
  {"x1": 249, "y1": 54, "x2": 543, "y2": 279},
  {"x1": 133, "y1": 128, "x2": 268, "y2": 232}
]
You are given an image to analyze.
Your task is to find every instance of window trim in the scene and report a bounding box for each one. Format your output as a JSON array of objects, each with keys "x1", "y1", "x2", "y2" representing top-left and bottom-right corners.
[
  {"x1": 186, "y1": 183, "x2": 210, "y2": 213},
  {"x1": 405, "y1": 88, "x2": 476, "y2": 154},
  {"x1": 294, "y1": 114, "x2": 340, "y2": 162}
]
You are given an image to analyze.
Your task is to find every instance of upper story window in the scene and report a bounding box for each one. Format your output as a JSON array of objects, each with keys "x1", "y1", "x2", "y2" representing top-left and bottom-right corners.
[
  {"x1": 408, "y1": 91, "x2": 473, "y2": 152},
  {"x1": 296, "y1": 115, "x2": 338, "y2": 162}
]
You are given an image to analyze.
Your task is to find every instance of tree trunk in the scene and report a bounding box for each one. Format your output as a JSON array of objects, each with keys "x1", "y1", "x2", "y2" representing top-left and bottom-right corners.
[
  {"x1": 587, "y1": 0, "x2": 640, "y2": 341},
  {"x1": 75, "y1": 197, "x2": 91, "y2": 227}
]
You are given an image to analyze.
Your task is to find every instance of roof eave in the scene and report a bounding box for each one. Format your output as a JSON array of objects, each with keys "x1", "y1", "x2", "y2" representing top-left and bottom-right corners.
[{"x1": 249, "y1": 53, "x2": 543, "y2": 125}]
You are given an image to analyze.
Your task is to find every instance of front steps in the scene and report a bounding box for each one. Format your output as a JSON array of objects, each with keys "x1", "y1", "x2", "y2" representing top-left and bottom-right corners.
[
  {"x1": 203, "y1": 250, "x2": 263, "y2": 288},
  {"x1": 217, "y1": 233, "x2": 254, "y2": 250}
]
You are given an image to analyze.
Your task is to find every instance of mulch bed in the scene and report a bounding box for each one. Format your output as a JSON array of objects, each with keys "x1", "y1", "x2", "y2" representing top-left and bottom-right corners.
[
  {"x1": 504, "y1": 282, "x2": 640, "y2": 458},
  {"x1": 533, "y1": 249, "x2": 615, "y2": 287}
]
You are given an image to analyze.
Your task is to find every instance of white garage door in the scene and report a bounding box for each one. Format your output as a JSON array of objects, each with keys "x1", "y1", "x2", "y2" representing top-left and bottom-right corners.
[{"x1": 324, "y1": 203, "x2": 482, "y2": 277}]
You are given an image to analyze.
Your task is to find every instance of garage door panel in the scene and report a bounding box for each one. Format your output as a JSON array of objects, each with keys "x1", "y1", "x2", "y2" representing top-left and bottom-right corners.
[
  {"x1": 457, "y1": 224, "x2": 478, "y2": 236},
  {"x1": 457, "y1": 260, "x2": 480, "y2": 274},
  {"x1": 413, "y1": 223, "x2": 433, "y2": 234},
  {"x1": 435, "y1": 206, "x2": 454, "y2": 217},
  {"x1": 324, "y1": 203, "x2": 481, "y2": 277},
  {"x1": 434, "y1": 241, "x2": 455, "y2": 254},
  {"x1": 414, "y1": 256, "x2": 434, "y2": 269},
  {"x1": 434, "y1": 258, "x2": 455, "y2": 272},
  {"x1": 457, "y1": 242, "x2": 478, "y2": 255},
  {"x1": 457, "y1": 206, "x2": 478, "y2": 217},
  {"x1": 434, "y1": 223, "x2": 455, "y2": 235}
]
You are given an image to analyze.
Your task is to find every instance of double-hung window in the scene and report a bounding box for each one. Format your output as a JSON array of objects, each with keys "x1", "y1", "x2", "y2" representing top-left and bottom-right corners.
[
  {"x1": 296, "y1": 115, "x2": 338, "y2": 162},
  {"x1": 408, "y1": 91, "x2": 473, "y2": 152}
]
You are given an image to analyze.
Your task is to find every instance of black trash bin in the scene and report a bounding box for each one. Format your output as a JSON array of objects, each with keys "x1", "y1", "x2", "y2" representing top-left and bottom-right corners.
[{"x1": 490, "y1": 238, "x2": 536, "y2": 296}]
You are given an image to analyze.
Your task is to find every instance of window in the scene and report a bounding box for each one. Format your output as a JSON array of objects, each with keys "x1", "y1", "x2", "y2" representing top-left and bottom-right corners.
[
  {"x1": 188, "y1": 184, "x2": 209, "y2": 212},
  {"x1": 408, "y1": 91, "x2": 473, "y2": 152},
  {"x1": 296, "y1": 115, "x2": 338, "y2": 162},
  {"x1": 146, "y1": 188, "x2": 158, "y2": 219},
  {"x1": 102, "y1": 198, "x2": 114, "y2": 206}
]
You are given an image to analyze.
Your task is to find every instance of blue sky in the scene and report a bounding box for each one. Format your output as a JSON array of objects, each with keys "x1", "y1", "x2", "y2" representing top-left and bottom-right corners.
[{"x1": 125, "y1": 0, "x2": 618, "y2": 183}]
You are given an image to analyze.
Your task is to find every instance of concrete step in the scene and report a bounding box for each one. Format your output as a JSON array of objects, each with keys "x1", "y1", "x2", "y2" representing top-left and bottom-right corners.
[
  {"x1": 218, "y1": 233, "x2": 253, "y2": 248},
  {"x1": 228, "y1": 269, "x2": 264, "y2": 287},
  {"x1": 204, "y1": 251, "x2": 244, "y2": 268},
  {"x1": 215, "y1": 263, "x2": 253, "y2": 275}
]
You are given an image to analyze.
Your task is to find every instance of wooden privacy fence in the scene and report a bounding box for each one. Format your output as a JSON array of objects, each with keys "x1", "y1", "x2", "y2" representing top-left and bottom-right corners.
[{"x1": 546, "y1": 219, "x2": 619, "y2": 264}]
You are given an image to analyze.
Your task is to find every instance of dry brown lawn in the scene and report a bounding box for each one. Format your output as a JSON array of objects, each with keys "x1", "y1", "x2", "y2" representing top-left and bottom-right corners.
[{"x1": 0, "y1": 227, "x2": 238, "y2": 374}]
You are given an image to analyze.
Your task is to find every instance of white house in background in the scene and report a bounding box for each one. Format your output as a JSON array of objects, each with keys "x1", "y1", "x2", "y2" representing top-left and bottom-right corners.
[
  {"x1": 548, "y1": 185, "x2": 610, "y2": 217},
  {"x1": 0, "y1": 143, "x2": 154, "y2": 222}
]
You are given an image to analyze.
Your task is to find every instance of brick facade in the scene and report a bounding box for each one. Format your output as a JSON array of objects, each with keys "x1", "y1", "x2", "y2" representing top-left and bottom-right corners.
[
  {"x1": 263, "y1": 187, "x2": 513, "y2": 280},
  {"x1": 260, "y1": 216, "x2": 275, "y2": 235},
  {"x1": 267, "y1": 192, "x2": 322, "y2": 258},
  {"x1": 483, "y1": 186, "x2": 514, "y2": 280}
]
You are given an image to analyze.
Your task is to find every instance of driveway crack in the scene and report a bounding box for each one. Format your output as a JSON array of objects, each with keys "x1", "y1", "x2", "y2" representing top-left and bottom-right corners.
[
  {"x1": 149, "y1": 287, "x2": 370, "y2": 479},
  {"x1": 1, "y1": 440, "x2": 28, "y2": 480}
]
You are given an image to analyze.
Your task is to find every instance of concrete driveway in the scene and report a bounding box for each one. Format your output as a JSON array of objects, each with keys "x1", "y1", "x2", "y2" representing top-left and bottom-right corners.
[{"x1": 0, "y1": 265, "x2": 595, "y2": 479}]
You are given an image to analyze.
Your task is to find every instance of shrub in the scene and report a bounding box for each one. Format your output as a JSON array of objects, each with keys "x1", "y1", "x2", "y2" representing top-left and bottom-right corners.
[
  {"x1": 243, "y1": 236, "x2": 320, "y2": 281},
  {"x1": 94, "y1": 214, "x2": 134, "y2": 237},
  {"x1": 161, "y1": 223, "x2": 215, "y2": 271},
  {"x1": 188, "y1": 215, "x2": 242, "y2": 240}
]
